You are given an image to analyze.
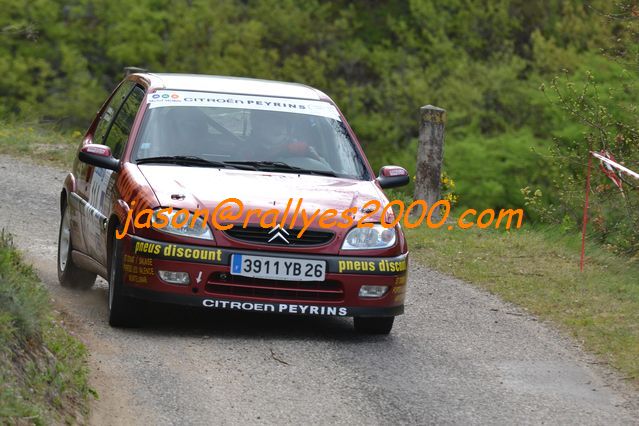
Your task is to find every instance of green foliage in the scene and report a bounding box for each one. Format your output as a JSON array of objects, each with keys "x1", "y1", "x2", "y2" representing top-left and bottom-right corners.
[
  {"x1": 0, "y1": 231, "x2": 92, "y2": 423},
  {"x1": 542, "y1": 29, "x2": 639, "y2": 254},
  {"x1": 0, "y1": 0, "x2": 636, "y2": 249},
  {"x1": 445, "y1": 129, "x2": 552, "y2": 212}
]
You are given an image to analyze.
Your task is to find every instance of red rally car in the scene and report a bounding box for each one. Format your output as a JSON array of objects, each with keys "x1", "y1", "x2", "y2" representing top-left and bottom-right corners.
[{"x1": 57, "y1": 73, "x2": 410, "y2": 334}]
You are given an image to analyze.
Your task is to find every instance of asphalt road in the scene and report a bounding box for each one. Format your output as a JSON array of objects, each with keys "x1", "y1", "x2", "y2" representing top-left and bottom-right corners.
[{"x1": 1, "y1": 154, "x2": 638, "y2": 425}]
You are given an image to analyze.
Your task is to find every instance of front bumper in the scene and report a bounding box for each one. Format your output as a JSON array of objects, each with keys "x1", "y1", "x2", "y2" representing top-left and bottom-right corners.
[{"x1": 120, "y1": 235, "x2": 408, "y2": 317}]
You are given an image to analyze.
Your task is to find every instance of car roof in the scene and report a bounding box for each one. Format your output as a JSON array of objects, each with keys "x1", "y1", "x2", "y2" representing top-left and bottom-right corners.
[{"x1": 139, "y1": 73, "x2": 328, "y2": 101}]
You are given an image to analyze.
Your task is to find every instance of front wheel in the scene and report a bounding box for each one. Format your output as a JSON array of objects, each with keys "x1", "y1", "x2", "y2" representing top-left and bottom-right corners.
[
  {"x1": 354, "y1": 316, "x2": 395, "y2": 335},
  {"x1": 57, "y1": 205, "x2": 96, "y2": 289},
  {"x1": 108, "y1": 234, "x2": 139, "y2": 327}
]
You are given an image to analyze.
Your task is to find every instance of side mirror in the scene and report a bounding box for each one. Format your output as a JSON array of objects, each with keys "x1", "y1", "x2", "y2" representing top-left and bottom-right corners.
[
  {"x1": 78, "y1": 144, "x2": 120, "y2": 171},
  {"x1": 377, "y1": 165, "x2": 410, "y2": 189}
]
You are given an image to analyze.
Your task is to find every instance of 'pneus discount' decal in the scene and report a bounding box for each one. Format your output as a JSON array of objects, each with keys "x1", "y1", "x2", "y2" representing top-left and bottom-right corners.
[{"x1": 128, "y1": 236, "x2": 407, "y2": 275}]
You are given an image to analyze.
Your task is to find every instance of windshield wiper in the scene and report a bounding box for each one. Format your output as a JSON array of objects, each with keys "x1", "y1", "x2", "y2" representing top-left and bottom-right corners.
[
  {"x1": 224, "y1": 161, "x2": 339, "y2": 177},
  {"x1": 136, "y1": 156, "x2": 255, "y2": 170},
  {"x1": 224, "y1": 161, "x2": 295, "y2": 169},
  {"x1": 136, "y1": 156, "x2": 224, "y2": 166}
]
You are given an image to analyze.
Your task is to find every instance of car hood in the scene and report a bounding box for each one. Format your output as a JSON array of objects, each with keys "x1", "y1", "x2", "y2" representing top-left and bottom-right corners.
[{"x1": 137, "y1": 165, "x2": 387, "y2": 225}]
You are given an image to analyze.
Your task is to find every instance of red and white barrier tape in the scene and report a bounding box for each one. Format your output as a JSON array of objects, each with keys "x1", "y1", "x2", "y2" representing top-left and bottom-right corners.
[{"x1": 591, "y1": 151, "x2": 639, "y2": 180}]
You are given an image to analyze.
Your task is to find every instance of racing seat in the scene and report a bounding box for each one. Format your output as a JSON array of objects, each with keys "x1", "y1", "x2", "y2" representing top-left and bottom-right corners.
[{"x1": 159, "y1": 107, "x2": 213, "y2": 157}]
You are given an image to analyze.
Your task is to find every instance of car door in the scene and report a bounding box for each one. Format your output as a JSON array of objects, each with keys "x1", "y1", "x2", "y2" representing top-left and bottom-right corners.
[
  {"x1": 81, "y1": 83, "x2": 145, "y2": 265},
  {"x1": 74, "y1": 81, "x2": 134, "y2": 257}
]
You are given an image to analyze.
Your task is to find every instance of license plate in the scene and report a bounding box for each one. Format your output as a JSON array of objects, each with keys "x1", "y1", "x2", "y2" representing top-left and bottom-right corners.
[{"x1": 230, "y1": 254, "x2": 326, "y2": 281}]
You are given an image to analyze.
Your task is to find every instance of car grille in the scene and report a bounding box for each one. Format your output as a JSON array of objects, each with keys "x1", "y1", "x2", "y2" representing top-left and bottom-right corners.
[
  {"x1": 205, "y1": 273, "x2": 344, "y2": 302},
  {"x1": 224, "y1": 226, "x2": 334, "y2": 246}
]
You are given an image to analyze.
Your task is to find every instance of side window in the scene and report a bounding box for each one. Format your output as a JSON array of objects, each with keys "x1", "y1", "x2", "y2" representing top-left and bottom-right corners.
[
  {"x1": 93, "y1": 81, "x2": 135, "y2": 146},
  {"x1": 104, "y1": 86, "x2": 145, "y2": 159}
]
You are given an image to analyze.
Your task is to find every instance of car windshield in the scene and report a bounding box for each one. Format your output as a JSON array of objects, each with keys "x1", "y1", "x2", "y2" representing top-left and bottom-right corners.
[{"x1": 132, "y1": 91, "x2": 369, "y2": 180}]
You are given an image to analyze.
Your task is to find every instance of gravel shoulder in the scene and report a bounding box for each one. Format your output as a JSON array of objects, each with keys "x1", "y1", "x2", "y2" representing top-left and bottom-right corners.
[{"x1": 0, "y1": 154, "x2": 637, "y2": 425}]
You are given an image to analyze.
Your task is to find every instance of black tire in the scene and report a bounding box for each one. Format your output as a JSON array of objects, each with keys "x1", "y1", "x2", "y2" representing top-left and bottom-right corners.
[
  {"x1": 107, "y1": 233, "x2": 139, "y2": 327},
  {"x1": 354, "y1": 316, "x2": 395, "y2": 335},
  {"x1": 57, "y1": 205, "x2": 96, "y2": 289}
]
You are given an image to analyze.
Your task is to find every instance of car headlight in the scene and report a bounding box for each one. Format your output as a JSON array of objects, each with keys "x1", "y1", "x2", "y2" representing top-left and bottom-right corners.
[
  {"x1": 341, "y1": 224, "x2": 396, "y2": 250},
  {"x1": 151, "y1": 209, "x2": 214, "y2": 240}
]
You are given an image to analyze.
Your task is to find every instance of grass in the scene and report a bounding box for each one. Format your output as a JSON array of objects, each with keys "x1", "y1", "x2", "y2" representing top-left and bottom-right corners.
[
  {"x1": 407, "y1": 223, "x2": 639, "y2": 383},
  {"x1": 0, "y1": 122, "x2": 79, "y2": 168},
  {"x1": 0, "y1": 231, "x2": 93, "y2": 424}
]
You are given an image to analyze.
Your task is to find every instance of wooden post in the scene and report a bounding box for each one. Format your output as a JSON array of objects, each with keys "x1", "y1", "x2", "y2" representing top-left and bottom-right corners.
[{"x1": 414, "y1": 105, "x2": 446, "y2": 217}]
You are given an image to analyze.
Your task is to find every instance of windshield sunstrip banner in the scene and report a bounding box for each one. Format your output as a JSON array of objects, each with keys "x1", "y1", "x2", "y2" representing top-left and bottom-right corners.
[{"x1": 147, "y1": 90, "x2": 341, "y2": 121}]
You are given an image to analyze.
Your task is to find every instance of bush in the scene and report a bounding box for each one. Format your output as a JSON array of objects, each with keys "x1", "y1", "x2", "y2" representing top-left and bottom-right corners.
[{"x1": 0, "y1": 231, "x2": 92, "y2": 423}]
